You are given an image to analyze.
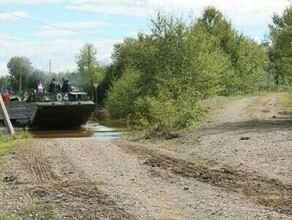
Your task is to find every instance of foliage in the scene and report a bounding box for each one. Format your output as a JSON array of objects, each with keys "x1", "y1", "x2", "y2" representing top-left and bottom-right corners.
[
  {"x1": 104, "y1": 8, "x2": 272, "y2": 137},
  {"x1": 7, "y1": 56, "x2": 33, "y2": 92},
  {"x1": 198, "y1": 7, "x2": 271, "y2": 95},
  {"x1": 0, "y1": 75, "x2": 14, "y2": 92},
  {"x1": 219, "y1": 37, "x2": 271, "y2": 95},
  {"x1": 2, "y1": 58, "x2": 53, "y2": 94},
  {"x1": 105, "y1": 68, "x2": 141, "y2": 118},
  {"x1": 0, "y1": 130, "x2": 30, "y2": 142},
  {"x1": 95, "y1": 65, "x2": 117, "y2": 106},
  {"x1": 76, "y1": 43, "x2": 105, "y2": 97},
  {"x1": 266, "y1": 5, "x2": 292, "y2": 86},
  {"x1": 26, "y1": 69, "x2": 52, "y2": 91}
]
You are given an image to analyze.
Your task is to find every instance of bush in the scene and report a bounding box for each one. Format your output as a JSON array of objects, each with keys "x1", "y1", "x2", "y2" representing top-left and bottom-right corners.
[{"x1": 105, "y1": 68, "x2": 141, "y2": 119}]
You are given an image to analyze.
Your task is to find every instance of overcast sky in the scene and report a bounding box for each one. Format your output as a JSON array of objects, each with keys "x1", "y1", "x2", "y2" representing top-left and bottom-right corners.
[{"x1": 0, "y1": 0, "x2": 291, "y2": 75}]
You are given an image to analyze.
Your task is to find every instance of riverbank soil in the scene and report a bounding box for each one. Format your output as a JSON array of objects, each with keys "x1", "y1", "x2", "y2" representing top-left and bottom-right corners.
[{"x1": 0, "y1": 93, "x2": 291, "y2": 219}]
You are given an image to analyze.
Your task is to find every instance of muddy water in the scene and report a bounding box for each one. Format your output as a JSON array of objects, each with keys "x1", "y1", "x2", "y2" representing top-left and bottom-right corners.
[
  {"x1": 0, "y1": 121, "x2": 124, "y2": 140},
  {"x1": 31, "y1": 121, "x2": 124, "y2": 140},
  {"x1": 85, "y1": 122, "x2": 122, "y2": 140}
]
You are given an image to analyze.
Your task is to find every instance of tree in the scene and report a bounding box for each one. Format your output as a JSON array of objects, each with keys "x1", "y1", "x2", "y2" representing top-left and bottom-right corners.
[
  {"x1": 198, "y1": 7, "x2": 237, "y2": 61},
  {"x1": 105, "y1": 68, "x2": 141, "y2": 119},
  {"x1": 76, "y1": 43, "x2": 104, "y2": 97},
  {"x1": 7, "y1": 56, "x2": 33, "y2": 92},
  {"x1": 105, "y1": 8, "x2": 271, "y2": 135},
  {"x1": 106, "y1": 11, "x2": 230, "y2": 131},
  {"x1": 26, "y1": 69, "x2": 49, "y2": 90},
  {"x1": 266, "y1": 5, "x2": 292, "y2": 85},
  {"x1": 198, "y1": 7, "x2": 270, "y2": 95},
  {"x1": 0, "y1": 75, "x2": 13, "y2": 91}
]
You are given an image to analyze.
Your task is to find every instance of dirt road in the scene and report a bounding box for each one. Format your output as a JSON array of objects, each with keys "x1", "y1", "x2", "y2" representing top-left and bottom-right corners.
[{"x1": 0, "y1": 94, "x2": 291, "y2": 219}]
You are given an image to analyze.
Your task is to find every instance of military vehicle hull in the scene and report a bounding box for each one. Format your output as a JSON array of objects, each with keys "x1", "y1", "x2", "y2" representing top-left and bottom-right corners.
[{"x1": 0, "y1": 92, "x2": 95, "y2": 129}]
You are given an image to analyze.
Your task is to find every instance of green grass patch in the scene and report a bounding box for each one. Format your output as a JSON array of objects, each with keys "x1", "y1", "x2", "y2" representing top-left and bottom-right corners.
[
  {"x1": 18, "y1": 203, "x2": 59, "y2": 220},
  {"x1": 0, "y1": 130, "x2": 31, "y2": 157},
  {"x1": 0, "y1": 203, "x2": 59, "y2": 220},
  {"x1": 276, "y1": 92, "x2": 292, "y2": 109}
]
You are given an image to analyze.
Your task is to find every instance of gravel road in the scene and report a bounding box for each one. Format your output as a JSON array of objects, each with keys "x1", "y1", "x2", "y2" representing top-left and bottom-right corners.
[{"x1": 0, "y1": 93, "x2": 291, "y2": 219}]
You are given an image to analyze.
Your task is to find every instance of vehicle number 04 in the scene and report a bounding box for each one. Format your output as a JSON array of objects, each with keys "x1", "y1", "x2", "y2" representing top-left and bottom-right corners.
[{"x1": 56, "y1": 93, "x2": 69, "y2": 101}]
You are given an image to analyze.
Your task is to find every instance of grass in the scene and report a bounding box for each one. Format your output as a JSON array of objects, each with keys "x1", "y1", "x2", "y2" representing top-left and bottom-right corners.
[
  {"x1": 201, "y1": 92, "x2": 292, "y2": 118},
  {"x1": 276, "y1": 92, "x2": 292, "y2": 109},
  {"x1": 0, "y1": 130, "x2": 31, "y2": 158},
  {"x1": 0, "y1": 203, "x2": 59, "y2": 220},
  {"x1": 18, "y1": 204, "x2": 59, "y2": 220}
]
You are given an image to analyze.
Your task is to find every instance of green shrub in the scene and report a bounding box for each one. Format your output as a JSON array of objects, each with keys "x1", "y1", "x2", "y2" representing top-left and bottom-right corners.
[
  {"x1": 105, "y1": 68, "x2": 141, "y2": 118},
  {"x1": 104, "y1": 8, "x2": 273, "y2": 139}
]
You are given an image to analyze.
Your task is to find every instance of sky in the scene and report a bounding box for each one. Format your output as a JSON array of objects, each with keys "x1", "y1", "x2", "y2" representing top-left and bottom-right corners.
[{"x1": 0, "y1": 0, "x2": 291, "y2": 76}]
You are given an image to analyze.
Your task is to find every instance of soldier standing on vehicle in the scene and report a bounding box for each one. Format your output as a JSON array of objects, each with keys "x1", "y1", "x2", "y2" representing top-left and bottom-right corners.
[
  {"x1": 49, "y1": 78, "x2": 61, "y2": 93},
  {"x1": 62, "y1": 78, "x2": 72, "y2": 92}
]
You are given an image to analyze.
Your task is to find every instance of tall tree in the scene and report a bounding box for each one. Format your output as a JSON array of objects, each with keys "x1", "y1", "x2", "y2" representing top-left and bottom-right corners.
[
  {"x1": 105, "y1": 8, "x2": 271, "y2": 135},
  {"x1": 76, "y1": 43, "x2": 104, "y2": 96},
  {"x1": 266, "y1": 5, "x2": 292, "y2": 85},
  {"x1": 198, "y1": 7, "x2": 270, "y2": 95},
  {"x1": 198, "y1": 7, "x2": 235, "y2": 55},
  {"x1": 0, "y1": 75, "x2": 12, "y2": 91},
  {"x1": 26, "y1": 69, "x2": 48, "y2": 90},
  {"x1": 106, "y1": 12, "x2": 231, "y2": 130},
  {"x1": 7, "y1": 56, "x2": 33, "y2": 92}
]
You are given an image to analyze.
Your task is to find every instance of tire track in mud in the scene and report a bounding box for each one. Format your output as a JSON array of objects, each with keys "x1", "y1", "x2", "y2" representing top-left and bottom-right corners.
[
  {"x1": 23, "y1": 147, "x2": 135, "y2": 220},
  {"x1": 122, "y1": 143, "x2": 292, "y2": 216},
  {"x1": 29, "y1": 181, "x2": 134, "y2": 220},
  {"x1": 28, "y1": 155, "x2": 59, "y2": 183}
]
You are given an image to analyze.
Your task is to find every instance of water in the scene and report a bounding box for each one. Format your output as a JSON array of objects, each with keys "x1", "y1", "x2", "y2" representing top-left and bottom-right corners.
[
  {"x1": 84, "y1": 122, "x2": 122, "y2": 140},
  {"x1": 1, "y1": 120, "x2": 124, "y2": 140}
]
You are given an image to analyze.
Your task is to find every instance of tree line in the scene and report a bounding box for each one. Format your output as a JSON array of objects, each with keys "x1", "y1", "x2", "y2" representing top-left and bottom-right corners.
[
  {"x1": 1, "y1": 6, "x2": 291, "y2": 136},
  {"x1": 0, "y1": 43, "x2": 103, "y2": 100}
]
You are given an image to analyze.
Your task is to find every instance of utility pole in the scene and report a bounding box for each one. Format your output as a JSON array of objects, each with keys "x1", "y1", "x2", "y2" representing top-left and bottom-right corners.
[
  {"x1": 19, "y1": 68, "x2": 22, "y2": 92},
  {"x1": 94, "y1": 83, "x2": 99, "y2": 116},
  {"x1": 49, "y1": 60, "x2": 51, "y2": 74},
  {"x1": 0, "y1": 94, "x2": 14, "y2": 135}
]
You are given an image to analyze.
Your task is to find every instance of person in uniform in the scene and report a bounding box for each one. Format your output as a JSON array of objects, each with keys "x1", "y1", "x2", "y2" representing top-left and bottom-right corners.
[{"x1": 49, "y1": 78, "x2": 61, "y2": 93}]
